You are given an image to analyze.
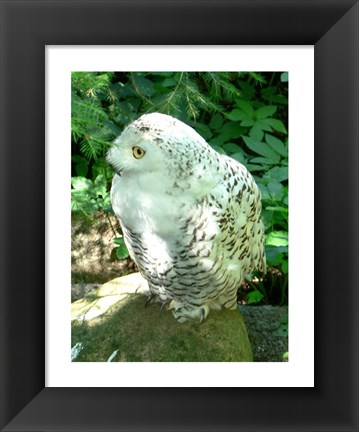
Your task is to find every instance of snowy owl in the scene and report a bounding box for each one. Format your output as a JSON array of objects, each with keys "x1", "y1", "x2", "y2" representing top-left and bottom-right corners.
[{"x1": 107, "y1": 113, "x2": 266, "y2": 323}]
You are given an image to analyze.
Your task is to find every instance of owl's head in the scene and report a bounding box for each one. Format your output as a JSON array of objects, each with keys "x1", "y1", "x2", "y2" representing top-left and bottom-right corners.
[{"x1": 107, "y1": 113, "x2": 216, "y2": 178}]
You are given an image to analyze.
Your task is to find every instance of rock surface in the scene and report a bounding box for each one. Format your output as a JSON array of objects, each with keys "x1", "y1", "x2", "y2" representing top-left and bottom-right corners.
[
  {"x1": 71, "y1": 273, "x2": 253, "y2": 362},
  {"x1": 239, "y1": 305, "x2": 288, "y2": 362}
]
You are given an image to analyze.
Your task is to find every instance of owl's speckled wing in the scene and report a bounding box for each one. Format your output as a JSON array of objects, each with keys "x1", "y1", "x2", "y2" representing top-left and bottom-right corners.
[{"x1": 107, "y1": 113, "x2": 266, "y2": 322}]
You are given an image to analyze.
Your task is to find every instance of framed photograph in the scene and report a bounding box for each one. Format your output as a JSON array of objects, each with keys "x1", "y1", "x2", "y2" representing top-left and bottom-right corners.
[
  {"x1": 1, "y1": 1, "x2": 358, "y2": 431},
  {"x1": 53, "y1": 54, "x2": 300, "y2": 377}
]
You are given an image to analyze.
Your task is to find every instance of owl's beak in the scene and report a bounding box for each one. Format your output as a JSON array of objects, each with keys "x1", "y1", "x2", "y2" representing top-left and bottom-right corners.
[
  {"x1": 106, "y1": 148, "x2": 122, "y2": 177},
  {"x1": 107, "y1": 158, "x2": 122, "y2": 177}
]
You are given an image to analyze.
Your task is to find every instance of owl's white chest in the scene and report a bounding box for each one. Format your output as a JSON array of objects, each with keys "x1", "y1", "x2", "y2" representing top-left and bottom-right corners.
[{"x1": 111, "y1": 173, "x2": 188, "y2": 238}]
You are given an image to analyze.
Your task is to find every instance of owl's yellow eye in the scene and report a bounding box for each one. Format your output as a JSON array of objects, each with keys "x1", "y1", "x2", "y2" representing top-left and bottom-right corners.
[{"x1": 132, "y1": 146, "x2": 146, "y2": 159}]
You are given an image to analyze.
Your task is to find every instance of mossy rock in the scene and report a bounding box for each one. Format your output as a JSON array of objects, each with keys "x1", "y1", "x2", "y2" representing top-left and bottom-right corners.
[{"x1": 71, "y1": 273, "x2": 253, "y2": 362}]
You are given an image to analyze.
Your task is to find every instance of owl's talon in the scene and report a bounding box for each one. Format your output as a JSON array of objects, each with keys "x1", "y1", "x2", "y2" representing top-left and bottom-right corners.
[
  {"x1": 160, "y1": 300, "x2": 170, "y2": 311},
  {"x1": 145, "y1": 294, "x2": 155, "y2": 307},
  {"x1": 200, "y1": 307, "x2": 205, "y2": 323}
]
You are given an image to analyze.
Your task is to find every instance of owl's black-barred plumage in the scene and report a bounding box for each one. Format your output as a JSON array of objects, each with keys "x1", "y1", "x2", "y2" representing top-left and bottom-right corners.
[{"x1": 107, "y1": 113, "x2": 266, "y2": 322}]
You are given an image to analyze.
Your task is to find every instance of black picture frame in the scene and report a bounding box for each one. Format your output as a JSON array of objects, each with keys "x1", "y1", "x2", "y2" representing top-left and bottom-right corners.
[{"x1": 1, "y1": 1, "x2": 358, "y2": 431}]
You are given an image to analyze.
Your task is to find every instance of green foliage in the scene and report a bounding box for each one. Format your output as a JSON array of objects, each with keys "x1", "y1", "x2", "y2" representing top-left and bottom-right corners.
[
  {"x1": 247, "y1": 289, "x2": 264, "y2": 305},
  {"x1": 71, "y1": 71, "x2": 288, "y2": 305},
  {"x1": 72, "y1": 72, "x2": 120, "y2": 161},
  {"x1": 71, "y1": 174, "x2": 112, "y2": 216},
  {"x1": 113, "y1": 237, "x2": 130, "y2": 260}
]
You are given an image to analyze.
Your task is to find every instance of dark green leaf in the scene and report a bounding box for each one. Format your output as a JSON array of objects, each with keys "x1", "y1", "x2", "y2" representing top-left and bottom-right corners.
[
  {"x1": 209, "y1": 113, "x2": 224, "y2": 130},
  {"x1": 258, "y1": 183, "x2": 270, "y2": 200},
  {"x1": 131, "y1": 75, "x2": 155, "y2": 97},
  {"x1": 250, "y1": 156, "x2": 278, "y2": 165},
  {"x1": 231, "y1": 152, "x2": 247, "y2": 164},
  {"x1": 255, "y1": 105, "x2": 277, "y2": 119},
  {"x1": 264, "y1": 166, "x2": 288, "y2": 182},
  {"x1": 267, "y1": 94, "x2": 288, "y2": 104},
  {"x1": 253, "y1": 119, "x2": 273, "y2": 132},
  {"x1": 75, "y1": 164, "x2": 88, "y2": 178},
  {"x1": 267, "y1": 181, "x2": 284, "y2": 201},
  {"x1": 216, "y1": 122, "x2": 244, "y2": 142},
  {"x1": 261, "y1": 86, "x2": 277, "y2": 97},
  {"x1": 262, "y1": 118, "x2": 287, "y2": 134},
  {"x1": 223, "y1": 142, "x2": 241, "y2": 153},
  {"x1": 249, "y1": 125, "x2": 264, "y2": 141},
  {"x1": 226, "y1": 109, "x2": 248, "y2": 122},
  {"x1": 161, "y1": 78, "x2": 176, "y2": 87},
  {"x1": 242, "y1": 136, "x2": 281, "y2": 162},
  {"x1": 265, "y1": 134, "x2": 288, "y2": 157},
  {"x1": 235, "y1": 99, "x2": 255, "y2": 116},
  {"x1": 247, "y1": 289, "x2": 264, "y2": 305},
  {"x1": 72, "y1": 156, "x2": 89, "y2": 177},
  {"x1": 237, "y1": 81, "x2": 256, "y2": 98},
  {"x1": 240, "y1": 118, "x2": 255, "y2": 127},
  {"x1": 246, "y1": 164, "x2": 265, "y2": 171}
]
